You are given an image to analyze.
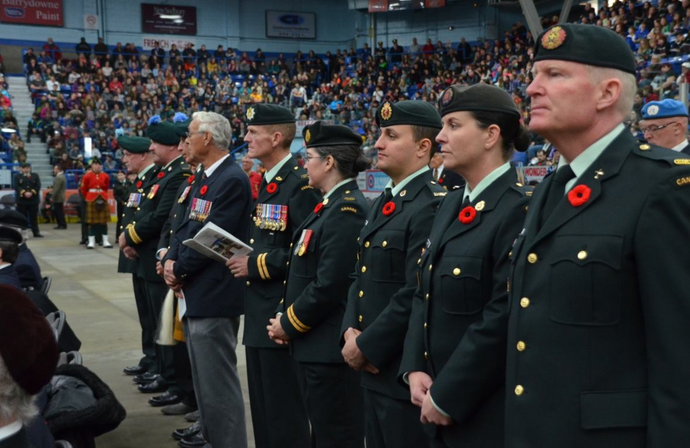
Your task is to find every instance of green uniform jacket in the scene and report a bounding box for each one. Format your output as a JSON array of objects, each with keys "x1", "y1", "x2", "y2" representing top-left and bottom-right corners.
[
  {"x1": 244, "y1": 156, "x2": 320, "y2": 348},
  {"x1": 506, "y1": 132, "x2": 690, "y2": 447},
  {"x1": 279, "y1": 180, "x2": 367, "y2": 363},
  {"x1": 117, "y1": 166, "x2": 159, "y2": 274},
  {"x1": 400, "y1": 168, "x2": 530, "y2": 447},
  {"x1": 15, "y1": 172, "x2": 41, "y2": 204},
  {"x1": 341, "y1": 171, "x2": 446, "y2": 400},
  {"x1": 124, "y1": 157, "x2": 191, "y2": 281}
]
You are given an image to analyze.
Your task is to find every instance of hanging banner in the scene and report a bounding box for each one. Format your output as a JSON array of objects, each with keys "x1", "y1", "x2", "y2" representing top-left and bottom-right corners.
[
  {"x1": 265, "y1": 11, "x2": 316, "y2": 39},
  {"x1": 142, "y1": 36, "x2": 195, "y2": 51},
  {"x1": 141, "y1": 3, "x2": 197, "y2": 36},
  {"x1": 368, "y1": 0, "x2": 388, "y2": 13},
  {"x1": 0, "y1": 0, "x2": 64, "y2": 26}
]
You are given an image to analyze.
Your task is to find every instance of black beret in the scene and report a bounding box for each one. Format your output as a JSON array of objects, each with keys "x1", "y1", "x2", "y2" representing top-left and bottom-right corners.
[
  {"x1": 147, "y1": 121, "x2": 181, "y2": 146},
  {"x1": 439, "y1": 84, "x2": 520, "y2": 118},
  {"x1": 0, "y1": 226, "x2": 22, "y2": 244},
  {"x1": 118, "y1": 136, "x2": 151, "y2": 154},
  {"x1": 245, "y1": 104, "x2": 295, "y2": 125},
  {"x1": 90, "y1": 157, "x2": 102, "y2": 166},
  {"x1": 0, "y1": 285, "x2": 59, "y2": 395},
  {"x1": 375, "y1": 100, "x2": 442, "y2": 129},
  {"x1": 534, "y1": 24, "x2": 636, "y2": 75},
  {"x1": 303, "y1": 122, "x2": 363, "y2": 148},
  {"x1": 0, "y1": 210, "x2": 28, "y2": 228},
  {"x1": 20, "y1": 162, "x2": 31, "y2": 168}
]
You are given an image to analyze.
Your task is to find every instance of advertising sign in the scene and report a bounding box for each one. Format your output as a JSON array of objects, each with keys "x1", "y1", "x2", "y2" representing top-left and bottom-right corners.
[
  {"x1": 141, "y1": 3, "x2": 196, "y2": 36},
  {"x1": 265, "y1": 11, "x2": 316, "y2": 39},
  {"x1": 0, "y1": 0, "x2": 64, "y2": 27},
  {"x1": 142, "y1": 36, "x2": 195, "y2": 51}
]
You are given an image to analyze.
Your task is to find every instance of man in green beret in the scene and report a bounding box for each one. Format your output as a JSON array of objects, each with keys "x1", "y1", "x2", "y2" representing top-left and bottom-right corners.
[
  {"x1": 226, "y1": 103, "x2": 318, "y2": 448},
  {"x1": 506, "y1": 23, "x2": 690, "y2": 447},
  {"x1": 341, "y1": 100, "x2": 446, "y2": 448},
  {"x1": 119, "y1": 117, "x2": 192, "y2": 396}
]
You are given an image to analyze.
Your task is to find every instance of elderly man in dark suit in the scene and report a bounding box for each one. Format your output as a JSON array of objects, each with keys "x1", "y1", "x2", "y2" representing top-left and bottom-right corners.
[
  {"x1": 639, "y1": 99, "x2": 690, "y2": 154},
  {"x1": 506, "y1": 24, "x2": 690, "y2": 447},
  {"x1": 164, "y1": 111, "x2": 253, "y2": 448}
]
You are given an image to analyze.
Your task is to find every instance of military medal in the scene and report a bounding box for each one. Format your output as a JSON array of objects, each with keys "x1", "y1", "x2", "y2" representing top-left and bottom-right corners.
[
  {"x1": 127, "y1": 193, "x2": 142, "y2": 207},
  {"x1": 189, "y1": 198, "x2": 212, "y2": 222},
  {"x1": 148, "y1": 184, "x2": 160, "y2": 199},
  {"x1": 178, "y1": 185, "x2": 192, "y2": 203},
  {"x1": 295, "y1": 229, "x2": 314, "y2": 256}
]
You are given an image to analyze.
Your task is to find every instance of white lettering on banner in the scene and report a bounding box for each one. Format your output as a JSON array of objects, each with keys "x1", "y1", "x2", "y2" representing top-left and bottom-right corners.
[
  {"x1": 142, "y1": 36, "x2": 195, "y2": 51},
  {"x1": 2, "y1": 0, "x2": 59, "y2": 7}
]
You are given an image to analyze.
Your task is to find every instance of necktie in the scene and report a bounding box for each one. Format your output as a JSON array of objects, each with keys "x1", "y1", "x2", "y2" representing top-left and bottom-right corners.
[
  {"x1": 433, "y1": 168, "x2": 438, "y2": 181},
  {"x1": 380, "y1": 188, "x2": 393, "y2": 215},
  {"x1": 539, "y1": 165, "x2": 575, "y2": 227}
]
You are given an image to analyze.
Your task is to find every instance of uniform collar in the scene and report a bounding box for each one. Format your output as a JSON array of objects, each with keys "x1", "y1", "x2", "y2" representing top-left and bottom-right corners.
[
  {"x1": 202, "y1": 154, "x2": 230, "y2": 179},
  {"x1": 672, "y1": 139, "x2": 689, "y2": 152},
  {"x1": 0, "y1": 421, "x2": 22, "y2": 441},
  {"x1": 463, "y1": 162, "x2": 511, "y2": 203},
  {"x1": 138, "y1": 163, "x2": 155, "y2": 180},
  {"x1": 385, "y1": 165, "x2": 430, "y2": 197},
  {"x1": 323, "y1": 178, "x2": 355, "y2": 200},
  {"x1": 162, "y1": 155, "x2": 183, "y2": 171},
  {"x1": 264, "y1": 153, "x2": 293, "y2": 183}
]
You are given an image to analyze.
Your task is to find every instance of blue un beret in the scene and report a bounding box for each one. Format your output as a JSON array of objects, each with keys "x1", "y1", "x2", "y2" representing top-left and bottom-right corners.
[{"x1": 641, "y1": 99, "x2": 689, "y2": 120}]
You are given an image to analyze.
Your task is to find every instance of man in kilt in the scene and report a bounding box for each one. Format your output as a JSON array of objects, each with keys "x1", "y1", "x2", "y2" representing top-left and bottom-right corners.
[{"x1": 80, "y1": 158, "x2": 112, "y2": 249}]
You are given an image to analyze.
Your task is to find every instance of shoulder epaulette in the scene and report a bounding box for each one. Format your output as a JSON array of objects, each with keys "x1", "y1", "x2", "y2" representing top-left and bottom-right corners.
[{"x1": 634, "y1": 143, "x2": 690, "y2": 166}]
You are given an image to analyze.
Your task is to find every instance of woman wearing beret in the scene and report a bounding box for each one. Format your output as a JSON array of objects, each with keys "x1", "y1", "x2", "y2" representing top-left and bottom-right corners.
[
  {"x1": 267, "y1": 122, "x2": 369, "y2": 448},
  {"x1": 399, "y1": 84, "x2": 531, "y2": 448}
]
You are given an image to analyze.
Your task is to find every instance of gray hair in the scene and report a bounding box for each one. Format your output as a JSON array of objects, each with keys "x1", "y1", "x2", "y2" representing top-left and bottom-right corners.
[
  {"x1": 0, "y1": 356, "x2": 38, "y2": 425},
  {"x1": 587, "y1": 66, "x2": 636, "y2": 119},
  {"x1": 192, "y1": 111, "x2": 232, "y2": 151}
]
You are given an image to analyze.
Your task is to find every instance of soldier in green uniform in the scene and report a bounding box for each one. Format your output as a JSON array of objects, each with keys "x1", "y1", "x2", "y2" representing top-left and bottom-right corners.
[
  {"x1": 340, "y1": 100, "x2": 445, "y2": 448},
  {"x1": 119, "y1": 116, "x2": 192, "y2": 395},
  {"x1": 506, "y1": 24, "x2": 690, "y2": 447},
  {"x1": 14, "y1": 163, "x2": 42, "y2": 238},
  {"x1": 267, "y1": 122, "x2": 369, "y2": 448},
  {"x1": 117, "y1": 136, "x2": 159, "y2": 378},
  {"x1": 225, "y1": 104, "x2": 319, "y2": 448},
  {"x1": 400, "y1": 84, "x2": 531, "y2": 448}
]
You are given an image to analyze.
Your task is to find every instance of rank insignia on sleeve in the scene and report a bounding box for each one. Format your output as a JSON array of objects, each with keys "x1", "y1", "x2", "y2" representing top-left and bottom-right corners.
[{"x1": 674, "y1": 159, "x2": 690, "y2": 165}]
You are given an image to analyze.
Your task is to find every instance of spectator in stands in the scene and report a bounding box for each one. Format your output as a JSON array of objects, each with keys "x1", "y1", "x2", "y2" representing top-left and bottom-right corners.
[
  {"x1": 22, "y1": 48, "x2": 37, "y2": 69},
  {"x1": 0, "y1": 50, "x2": 4, "y2": 74},
  {"x1": 28, "y1": 74, "x2": 45, "y2": 96},
  {"x1": 529, "y1": 149, "x2": 551, "y2": 166},
  {"x1": 26, "y1": 114, "x2": 44, "y2": 144},
  {"x1": 103, "y1": 153, "x2": 117, "y2": 170},
  {"x1": 94, "y1": 37, "x2": 109, "y2": 63},
  {"x1": 42, "y1": 38, "x2": 61, "y2": 62},
  {"x1": 240, "y1": 156, "x2": 261, "y2": 201},
  {"x1": 76, "y1": 37, "x2": 92, "y2": 56}
]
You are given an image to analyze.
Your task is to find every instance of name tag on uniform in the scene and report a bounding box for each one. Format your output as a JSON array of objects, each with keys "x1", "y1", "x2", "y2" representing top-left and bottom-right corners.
[
  {"x1": 148, "y1": 184, "x2": 160, "y2": 200},
  {"x1": 294, "y1": 229, "x2": 314, "y2": 256},
  {"x1": 189, "y1": 197, "x2": 212, "y2": 222},
  {"x1": 127, "y1": 193, "x2": 142, "y2": 208},
  {"x1": 253, "y1": 203, "x2": 288, "y2": 231},
  {"x1": 178, "y1": 186, "x2": 192, "y2": 203}
]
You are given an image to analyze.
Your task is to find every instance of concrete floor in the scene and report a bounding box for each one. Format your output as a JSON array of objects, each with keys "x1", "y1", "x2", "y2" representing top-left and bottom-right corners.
[{"x1": 30, "y1": 224, "x2": 256, "y2": 447}]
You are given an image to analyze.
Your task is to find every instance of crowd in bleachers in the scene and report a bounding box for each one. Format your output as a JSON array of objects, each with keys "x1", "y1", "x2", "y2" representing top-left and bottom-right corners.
[{"x1": 3, "y1": 0, "x2": 690, "y2": 170}]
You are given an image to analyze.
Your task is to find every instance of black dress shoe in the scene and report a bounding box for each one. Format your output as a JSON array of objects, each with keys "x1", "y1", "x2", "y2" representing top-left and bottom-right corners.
[
  {"x1": 172, "y1": 421, "x2": 201, "y2": 441},
  {"x1": 123, "y1": 365, "x2": 147, "y2": 376},
  {"x1": 161, "y1": 402, "x2": 197, "y2": 416},
  {"x1": 178, "y1": 433, "x2": 207, "y2": 448},
  {"x1": 149, "y1": 391, "x2": 183, "y2": 407},
  {"x1": 133, "y1": 372, "x2": 159, "y2": 384},
  {"x1": 138, "y1": 377, "x2": 167, "y2": 393},
  {"x1": 33, "y1": 234, "x2": 44, "y2": 238},
  {"x1": 54, "y1": 226, "x2": 66, "y2": 229}
]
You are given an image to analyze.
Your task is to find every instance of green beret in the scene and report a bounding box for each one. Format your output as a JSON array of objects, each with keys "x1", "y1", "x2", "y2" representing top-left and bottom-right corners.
[
  {"x1": 147, "y1": 121, "x2": 180, "y2": 146},
  {"x1": 245, "y1": 104, "x2": 295, "y2": 125},
  {"x1": 439, "y1": 84, "x2": 520, "y2": 118},
  {"x1": 303, "y1": 122, "x2": 363, "y2": 148},
  {"x1": 534, "y1": 24, "x2": 636, "y2": 75},
  {"x1": 174, "y1": 118, "x2": 192, "y2": 138},
  {"x1": 118, "y1": 136, "x2": 151, "y2": 154},
  {"x1": 375, "y1": 100, "x2": 442, "y2": 129}
]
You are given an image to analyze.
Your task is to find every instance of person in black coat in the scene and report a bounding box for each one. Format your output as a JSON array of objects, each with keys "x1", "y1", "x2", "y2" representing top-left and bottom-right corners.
[
  {"x1": 506, "y1": 24, "x2": 690, "y2": 447},
  {"x1": 340, "y1": 101, "x2": 446, "y2": 448},
  {"x1": 226, "y1": 104, "x2": 318, "y2": 448},
  {"x1": 14, "y1": 163, "x2": 42, "y2": 238},
  {"x1": 113, "y1": 170, "x2": 131, "y2": 239},
  {"x1": 164, "y1": 111, "x2": 252, "y2": 448},
  {"x1": 400, "y1": 84, "x2": 531, "y2": 448},
  {"x1": 267, "y1": 122, "x2": 369, "y2": 448}
]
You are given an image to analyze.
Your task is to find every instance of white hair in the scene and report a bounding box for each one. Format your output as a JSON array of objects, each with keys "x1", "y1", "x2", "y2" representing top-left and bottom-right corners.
[
  {"x1": 0, "y1": 356, "x2": 38, "y2": 425},
  {"x1": 192, "y1": 111, "x2": 232, "y2": 151},
  {"x1": 587, "y1": 66, "x2": 636, "y2": 118}
]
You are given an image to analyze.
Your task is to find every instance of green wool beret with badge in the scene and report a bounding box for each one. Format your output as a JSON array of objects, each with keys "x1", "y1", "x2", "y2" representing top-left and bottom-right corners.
[
  {"x1": 534, "y1": 23, "x2": 636, "y2": 75},
  {"x1": 375, "y1": 100, "x2": 442, "y2": 129},
  {"x1": 245, "y1": 104, "x2": 295, "y2": 125},
  {"x1": 118, "y1": 136, "x2": 151, "y2": 154},
  {"x1": 439, "y1": 83, "x2": 520, "y2": 118},
  {"x1": 303, "y1": 122, "x2": 364, "y2": 148},
  {"x1": 147, "y1": 115, "x2": 181, "y2": 146}
]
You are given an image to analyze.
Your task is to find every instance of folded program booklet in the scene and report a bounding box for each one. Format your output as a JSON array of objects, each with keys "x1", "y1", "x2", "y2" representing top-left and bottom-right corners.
[{"x1": 183, "y1": 221, "x2": 253, "y2": 263}]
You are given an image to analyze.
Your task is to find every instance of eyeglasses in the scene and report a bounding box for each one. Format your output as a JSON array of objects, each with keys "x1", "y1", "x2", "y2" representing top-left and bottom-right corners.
[
  {"x1": 303, "y1": 154, "x2": 325, "y2": 163},
  {"x1": 640, "y1": 121, "x2": 678, "y2": 134},
  {"x1": 185, "y1": 131, "x2": 206, "y2": 139}
]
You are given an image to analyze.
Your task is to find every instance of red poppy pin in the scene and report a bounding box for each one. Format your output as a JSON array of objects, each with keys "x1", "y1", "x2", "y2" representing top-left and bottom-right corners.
[
  {"x1": 157, "y1": 171, "x2": 165, "y2": 179},
  {"x1": 382, "y1": 201, "x2": 396, "y2": 216},
  {"x1": 200, "y1": 185, "x2": 208, "y2": 196},
  {"x1": 458, "y1": 206, "x2": 477, "y2": 224},
  {"x1": 188, "y1": 175, "x2": 195, "y2": 184},
  {"x1": 266, "y1": 182, "x2": 278, "y2": 194},
  {"x1": 438, "y1": 177, "x2": 444, "y2": 184},
  {"x1": 314, "y1": 202, "x2": 324, "y2": 214},
  {"x1": 136, "y1": 180, "x2": 142, "y2": 188},
  {"x1": 568, "y1": 185, "x2": 591, "y2": 207}
]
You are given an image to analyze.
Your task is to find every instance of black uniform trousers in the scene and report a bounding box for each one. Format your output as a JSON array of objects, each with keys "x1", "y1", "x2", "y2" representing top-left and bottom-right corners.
[
  {"x1": 53, "y1": 202, "x2": 66, "y2": 227},
  {"x1": 17, "y1": 203, "x2": 39, "y2": 235},
  {"x1": 144, "y1": 279, "x2": 175, "y2": 383},
  {"x1": 363, "y1": 388, "x2": 429, "y2": 448},
  {"x1": 245, "y1": 347, "x2": 311, "y2": 448},
  {"x1": 174, "y1": 340, "x2": 196, "y2": 406},
  {"x1": 293, "y1": 361, "x2": 365, "y2": 448},
  {"x1": 132, "y1": 275, "x2": 156, "y2": 371}
]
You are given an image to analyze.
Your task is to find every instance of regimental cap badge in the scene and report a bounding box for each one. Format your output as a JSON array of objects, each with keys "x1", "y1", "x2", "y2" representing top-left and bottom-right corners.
[
  {"x1": 441, "y1": 88, "x2": 454, "y2": 107},
  {"x1": 246, "y1": 107, "x2": 255, "y2": 121},
  {"x1": 305, "y1": 129, "x2": 311, "y2": 143},
  {"x1": 380, "y1": 102, "x2": 393, "y2": 121},
  {"x1": 541, "y1": 26, "x2": 567, "y2": 50},
  {"x1": 647, "y1": 105, "x2": 659, "y2": 116}
]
